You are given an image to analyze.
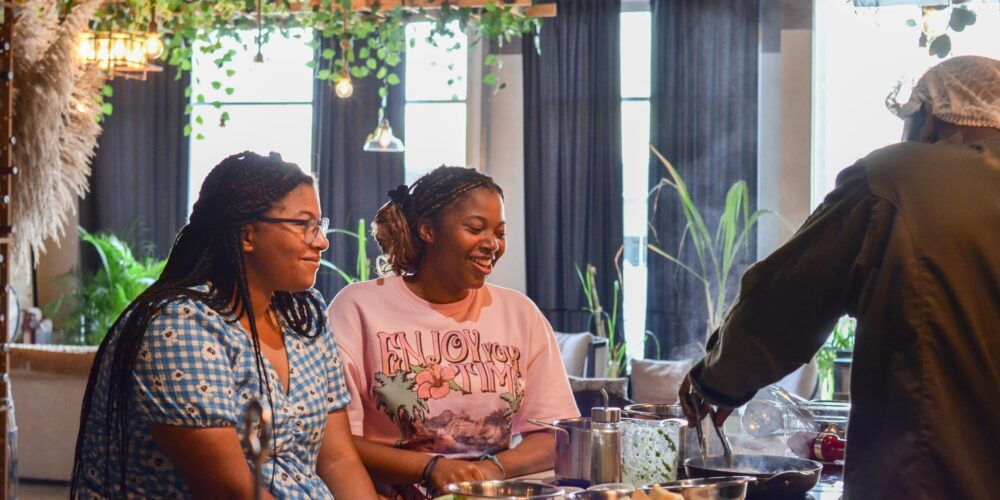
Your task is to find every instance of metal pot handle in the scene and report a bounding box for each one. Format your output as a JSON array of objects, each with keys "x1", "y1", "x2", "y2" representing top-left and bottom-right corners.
[
  {"x1": 621, "y1": 408, "x2": 665, "y2": 420},
  {"x1": 528, "y1": 418, "x2": 571, "y2": 439}
]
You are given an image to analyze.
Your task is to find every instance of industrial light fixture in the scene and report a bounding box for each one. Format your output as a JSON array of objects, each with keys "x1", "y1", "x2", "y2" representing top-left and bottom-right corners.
[
  {"x1": 363, "y1": 113, "x2": 404, "y2": 153},
  {"x1": 77, "y1": 31, "x2": 162, "y2": 80}
]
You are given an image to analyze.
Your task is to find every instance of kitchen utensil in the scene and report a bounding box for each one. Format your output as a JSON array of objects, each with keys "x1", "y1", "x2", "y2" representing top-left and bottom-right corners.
[
  {"x1": 623, "y1": 403, "x2": 685, "y2": 420},
  {"x1": 528, "y1": 417, "x2": 594, "y2": 485},
  {"x1": 590, "y1": 389, "x2": 623, "y2": 485},
  {"x1": 245, "y1": 399, "x2": 272, "y2": 500},
  {"x1": 642, "y1": 476, "x2": 754, "y2": 500},
  {"x1": 709, "y1": 411, "x2": 734, "y2": 470},
  {"x1": 684, "y1": 454, "x2": 822, "y2": 499},
  {"x1": 681, "y1": 391, "x2": 709, "y2": 464},
  {"x1": 445, "y1": 480, "x2": 564, "y2": 499}
]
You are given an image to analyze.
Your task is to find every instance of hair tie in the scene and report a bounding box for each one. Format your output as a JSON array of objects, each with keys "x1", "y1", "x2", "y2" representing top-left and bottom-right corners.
[{"x1": 387, "y1": 184, "x2": 410, "y2": 206}]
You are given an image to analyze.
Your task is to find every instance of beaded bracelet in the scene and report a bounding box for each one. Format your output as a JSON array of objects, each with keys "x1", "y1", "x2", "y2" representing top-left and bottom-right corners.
[
  {"x1": 421, "y1": 454, "x2": 445, "y2": 487},
  {"x1": 479, "y1": 453, "x2": 506, "y2": 479}
]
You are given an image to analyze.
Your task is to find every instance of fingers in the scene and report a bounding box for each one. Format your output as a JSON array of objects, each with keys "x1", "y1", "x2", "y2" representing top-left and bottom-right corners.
[
  {"x1": 678, "y1": 375, "x2": 702, "y2": 427},
  {"x1": 713, "y1": 406, "x2": 734, "y2": 428},
  {"x1": 431, "y1": 459, "x2": 486, "y2": 492}
]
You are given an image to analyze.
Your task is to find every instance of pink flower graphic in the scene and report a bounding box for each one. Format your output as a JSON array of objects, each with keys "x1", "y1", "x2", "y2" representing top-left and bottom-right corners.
[{"x1": 416, "y1": 364, "x2": 457, "y2": 400}]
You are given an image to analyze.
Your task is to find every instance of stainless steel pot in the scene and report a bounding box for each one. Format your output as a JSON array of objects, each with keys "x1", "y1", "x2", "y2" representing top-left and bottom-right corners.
[
  {"x1": 529, "y1": 417, "x2": 594, "y2": 484},
  {"x1": 445, "y1": 480, "x2": 565, "y2": 499}
]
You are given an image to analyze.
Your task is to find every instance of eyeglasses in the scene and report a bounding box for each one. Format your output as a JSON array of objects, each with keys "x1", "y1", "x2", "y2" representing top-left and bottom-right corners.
[{"x1": 258, "y1": 216, "x2": 330, "y2": 245}]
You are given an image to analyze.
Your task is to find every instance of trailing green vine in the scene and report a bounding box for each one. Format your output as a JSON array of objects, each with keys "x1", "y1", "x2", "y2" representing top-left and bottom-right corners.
[{"x1": 70, "y1": 0, "x2": 543, "y2": 135}]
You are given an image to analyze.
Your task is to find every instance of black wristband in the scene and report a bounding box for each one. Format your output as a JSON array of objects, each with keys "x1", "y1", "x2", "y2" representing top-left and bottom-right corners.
[{"x1": 421, "y1": 454, "x2": 445, "y2": 487}]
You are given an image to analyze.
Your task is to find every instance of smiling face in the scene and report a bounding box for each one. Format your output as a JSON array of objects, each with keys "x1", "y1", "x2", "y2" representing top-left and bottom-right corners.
[
  {"x1": 241, "y1": 183, "x2": 329, "y2": 293},
  {"x1": 417, "y1": 187, "x2": 506, "y2": 294}
]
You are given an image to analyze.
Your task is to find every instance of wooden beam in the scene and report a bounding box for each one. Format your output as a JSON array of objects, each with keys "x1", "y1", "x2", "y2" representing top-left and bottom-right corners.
[{"x1": 287, "y1": 1, "x2": 556, "y2": 18}]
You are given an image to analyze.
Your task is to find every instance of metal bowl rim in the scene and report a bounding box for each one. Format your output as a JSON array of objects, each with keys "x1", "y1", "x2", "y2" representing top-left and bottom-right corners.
[
  {"x1": 445, "y1": 480, "x2": 565, "y2": 499},
  {"x1": 643, "y1": 475, "x2": 757, "y2": 488}
]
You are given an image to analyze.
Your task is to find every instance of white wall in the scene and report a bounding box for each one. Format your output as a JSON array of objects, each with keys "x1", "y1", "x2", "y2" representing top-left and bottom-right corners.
[
  {"x1": 481, "y1": 54, "x2": 527, "y2": 294},
  {"x1": 757, "y1": 0, "x2": 814, "y2": 258}
]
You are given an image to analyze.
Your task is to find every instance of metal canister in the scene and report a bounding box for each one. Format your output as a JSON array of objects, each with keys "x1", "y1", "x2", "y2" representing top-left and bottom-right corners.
[{"x1": 589, "y1": 400, "x2": 622, "y2": 484}]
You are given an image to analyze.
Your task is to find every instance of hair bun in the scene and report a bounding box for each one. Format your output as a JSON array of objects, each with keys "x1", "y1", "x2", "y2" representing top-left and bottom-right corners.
[{"x1": 387, "y1": 184, "x2": 410, "y2": 206}]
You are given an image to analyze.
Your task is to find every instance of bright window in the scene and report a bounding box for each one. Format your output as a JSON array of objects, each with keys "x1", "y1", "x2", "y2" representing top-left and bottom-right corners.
[
  {"x1": 404, "y1": 21, "x2": 468, "y2": 184},
  {"x1": 620, "y1": 9, "x2": 652, "y2": 361},
  {"x1": 813, "y1": 2, "x2": 1000, "y2": 205},
  {"x1": 187, "y1": 29, "x2": 315, "y2": 214}
]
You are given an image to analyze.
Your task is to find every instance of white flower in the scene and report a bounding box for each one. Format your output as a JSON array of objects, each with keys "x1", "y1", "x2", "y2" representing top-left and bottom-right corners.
[
  {"x1": 177, "y1": 305, "x2": 196, "y2": 319},
  {"x1": 162, "y1": 329, "x2": 179, "y2": 346},
  {"x1": 171, "y1": 370, "x2": 186, "y2": 381},
  {"x1": 197, "y1": 381, "x2": 214, "y2": 397},
  {"x1": 201, "y1": 342, "x2": 221, "y2": 361}
]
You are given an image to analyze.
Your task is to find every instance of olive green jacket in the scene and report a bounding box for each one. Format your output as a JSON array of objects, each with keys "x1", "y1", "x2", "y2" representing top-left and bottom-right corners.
[{"x1": 691, "y1": 139, "x2": 1000, "y2": 499}]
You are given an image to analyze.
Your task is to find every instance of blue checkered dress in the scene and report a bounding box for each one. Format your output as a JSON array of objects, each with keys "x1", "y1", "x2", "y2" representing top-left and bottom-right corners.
[{"x1": 74, "y1": 286, "x2": 351, "y2": 499}]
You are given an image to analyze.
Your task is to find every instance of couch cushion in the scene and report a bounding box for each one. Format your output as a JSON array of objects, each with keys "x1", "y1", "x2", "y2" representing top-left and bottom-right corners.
[
  {"x1": 629, "y1": 358, "x2": 693, "y2": 404},
  {"x1": 554, "y1": 331, "x2": 593, "y2": 377}
]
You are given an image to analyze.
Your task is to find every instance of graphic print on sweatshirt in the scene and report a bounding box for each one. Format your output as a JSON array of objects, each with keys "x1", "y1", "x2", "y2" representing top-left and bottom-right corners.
[{"x1": 372, "y1": 327, "x2": 524, "y2": 454}]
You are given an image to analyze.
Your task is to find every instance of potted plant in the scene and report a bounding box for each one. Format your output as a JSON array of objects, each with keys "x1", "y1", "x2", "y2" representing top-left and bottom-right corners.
[
  {"x1": 47, "y1": 228, "x2": 167, "y2": 345},
  {"x1": 815, "y1": 316, "x2": 856, "y2": 400},
  {"x1": 646, "y1": 145, "x2": 777, "y2": 343},
  {"x1": 320, "y1": 218, "x2": 372, "y2": 285},
  {"x1": 573, "y1": 261, "x2": 661, "y2": 400}
]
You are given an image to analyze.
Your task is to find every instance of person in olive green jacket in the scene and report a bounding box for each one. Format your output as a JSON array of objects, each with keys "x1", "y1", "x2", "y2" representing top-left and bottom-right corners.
[{"x1": 680, "y1": 55, "x2": 1000, "y2": 499}]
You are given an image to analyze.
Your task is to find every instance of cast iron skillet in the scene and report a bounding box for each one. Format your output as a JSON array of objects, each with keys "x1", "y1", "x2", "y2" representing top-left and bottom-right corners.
[{"x1": 685, "y1": 454, "x2": 822, "y2": 499}]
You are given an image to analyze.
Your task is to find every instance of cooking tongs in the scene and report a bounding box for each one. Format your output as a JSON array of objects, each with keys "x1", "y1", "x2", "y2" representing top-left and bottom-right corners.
[{"x1": 683, "y1": 389, "x2": 735, "y2": 469}]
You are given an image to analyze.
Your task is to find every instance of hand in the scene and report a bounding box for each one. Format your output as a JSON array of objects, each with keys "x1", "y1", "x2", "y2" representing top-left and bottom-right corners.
[
  {"x1": 678, "y1": 374, "x2": 733, "y2": 429},
  {"x1": 430, "y1": 458, "x2": 486, "y2": 493}
]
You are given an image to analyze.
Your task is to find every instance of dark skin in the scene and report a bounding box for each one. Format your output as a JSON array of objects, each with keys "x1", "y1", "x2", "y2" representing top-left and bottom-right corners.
[
  {"x1": 150, "y1": 185, "x2": 377, "y2": 499},
  {"x1": 679, "y1": 116, "x2": 1000, "y2": 429},
  {"x1": 352, "y1": 188, "x2": 557, "y2": 492}
]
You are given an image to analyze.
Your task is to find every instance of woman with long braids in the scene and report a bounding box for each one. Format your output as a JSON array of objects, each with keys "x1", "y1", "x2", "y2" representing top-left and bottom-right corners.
[
  {"x1": 328, "y1": 166, "x2": 578, "y2": 498},
  {"x1": 71, "y1": 152, "x2": 377, "y2": 499}
]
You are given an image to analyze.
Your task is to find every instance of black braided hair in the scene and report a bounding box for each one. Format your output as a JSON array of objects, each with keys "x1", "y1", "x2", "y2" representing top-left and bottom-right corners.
[
  {"x1": 372, "y1": 165, "x2": 503, "y2": 276},
  {"x1": 70, "y1": 151, "x2": 326, "y2": 498}
]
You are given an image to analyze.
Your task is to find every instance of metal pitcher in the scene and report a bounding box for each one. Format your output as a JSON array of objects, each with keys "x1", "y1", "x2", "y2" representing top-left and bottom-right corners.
[{"x1": 529, "y1": 416, "x2": 594, "y2": 485}]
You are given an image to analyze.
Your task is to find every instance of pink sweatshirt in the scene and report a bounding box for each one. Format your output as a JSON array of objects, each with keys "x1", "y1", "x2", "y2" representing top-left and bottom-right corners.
[{"x1": 328, "y1": 276, "x2": 579, "y2": 458}]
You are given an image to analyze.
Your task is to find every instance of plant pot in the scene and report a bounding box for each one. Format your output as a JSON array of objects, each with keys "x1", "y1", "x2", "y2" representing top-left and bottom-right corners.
[{"x1": 832, "y1": 351, "x2": 853, "y2": 402}]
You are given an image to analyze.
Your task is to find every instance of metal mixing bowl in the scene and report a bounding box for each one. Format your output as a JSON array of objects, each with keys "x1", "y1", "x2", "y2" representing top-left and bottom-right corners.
[{"x1": 446, "y1": 480, "x2": 565, "y2": 499}]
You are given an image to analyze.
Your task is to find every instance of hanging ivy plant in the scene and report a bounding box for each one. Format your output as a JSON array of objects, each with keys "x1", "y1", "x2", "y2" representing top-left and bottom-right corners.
[{"x1": 70, "y1": 0, "x2": 544, "y2": 135}]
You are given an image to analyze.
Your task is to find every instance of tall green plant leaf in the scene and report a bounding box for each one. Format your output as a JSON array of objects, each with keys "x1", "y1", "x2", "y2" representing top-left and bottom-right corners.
[{"x1": 647, "y1": 145, "x2": 775, "y2": 337}]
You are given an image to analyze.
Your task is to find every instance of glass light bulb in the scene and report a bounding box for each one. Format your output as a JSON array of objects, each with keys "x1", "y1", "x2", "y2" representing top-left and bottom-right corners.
[
  {"x1": 78, "y1": 34, "x2": 96, "y2": 61},
  {"x1": 334, "y1": 78, "x2": 354, "y2": 98},
  {"x1": 110, "y1": 36, "x2": 128, "y2": 62},
  {"x1": 144, "y1": 34, "x2": 164, "y2": 59}
]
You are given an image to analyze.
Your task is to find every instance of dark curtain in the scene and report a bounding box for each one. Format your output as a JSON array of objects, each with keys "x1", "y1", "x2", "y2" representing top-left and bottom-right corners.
[
  {"x1": 646, "y1": 0, "x2": 759, "y2": 359},
  {"x1": 80, "y1": 65, "x2": 190, "y2": 260},
  {"x1": 523, "y1": 0, "x2": 624, "y2": 334},
  {"x1": 312, "y1": 35, "x2": 405, "y2": 302}
]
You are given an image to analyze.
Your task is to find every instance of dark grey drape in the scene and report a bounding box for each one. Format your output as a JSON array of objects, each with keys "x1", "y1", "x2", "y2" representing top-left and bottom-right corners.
[
  {"x1": 646, "y1": 0, "x2": 759, "y2": 359},
  {"x1": 80, "y1": 65, "x2": 190, "y2": 260},
  {"x1": 523, "y1": 0, "x2": 624, "y2": 333},
  {"x1": 312, "y1": 35, "x2": 405, "y2": 302}
]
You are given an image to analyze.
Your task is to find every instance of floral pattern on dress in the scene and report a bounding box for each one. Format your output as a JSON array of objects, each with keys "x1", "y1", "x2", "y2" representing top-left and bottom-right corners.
[{"x1": 74, "y1": 286, "x2": 351, "y2": 499}]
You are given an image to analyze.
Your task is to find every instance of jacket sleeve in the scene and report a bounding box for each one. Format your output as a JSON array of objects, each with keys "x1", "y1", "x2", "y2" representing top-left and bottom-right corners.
[{"x1": 690, "y1": 164, "x2": 887, "y2": 407}]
